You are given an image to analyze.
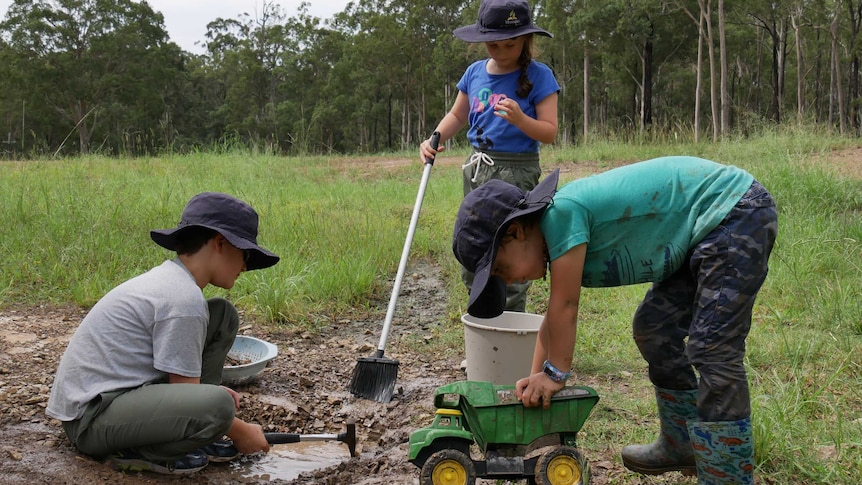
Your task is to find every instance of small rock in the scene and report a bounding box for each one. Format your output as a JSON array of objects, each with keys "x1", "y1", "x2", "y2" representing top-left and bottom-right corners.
[
  {"x1": 25, "y1": 395, "x2": 47, "y2": 405},
  {"x1": 3, "y1": 447, "x2": 22, "y2": 461}
]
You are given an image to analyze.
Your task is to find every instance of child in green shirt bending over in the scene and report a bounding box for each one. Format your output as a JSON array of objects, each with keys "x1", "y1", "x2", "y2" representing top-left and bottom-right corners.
[{"x1": 452, "y1": 156, "x2": 777, "y2": 484}]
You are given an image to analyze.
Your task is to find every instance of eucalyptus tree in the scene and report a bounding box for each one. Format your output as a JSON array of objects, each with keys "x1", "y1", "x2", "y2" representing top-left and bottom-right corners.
[
  {"x1": 612, "y1": 0, "x2": 664, "y2": 132},
  {"x1": 701, "y1": 0, "x2": 720, "y2": 138},
  {"x1": 326, "y1": 0, "x2": 463, "y2": 152},
  {"x1": 790, "y1": 0, "x2": 807, "y2": 125},
  {"x1": 786, "y1": 0, "x2": 844, "y2": 127},
  {"x1": 282, "y1": 7, "x2": 351, "y2": 153},
  {"x1": 408, "y1": 0, "x2": 470, "y2": 147},
  {"x1": 0, "y1": 0, "x2": 181, "y2": 155},
  {"x1": 747, "y1": 0, "x2": 792, "y2": 124},
  {"x1": 326, "y1": 0, "x2": 402, "y2": 152},
  {"x1": 165, "y1": 53, "x2": 230, "y2": 151},
  {"x1": 587, "y1": 0, "x2": 695, "y2": 133},
  {"x1": 204, "y1": 1, "x2": 294, "y2": 151},
  {"x1": 716, "y1": 0, "x2": 730, "y2": 134},
  {"x1": 843, "y1": 0, "x2": 862, "y2": 133},
  {"x1": 537, "y1": 0, "x2": 587, "y2": 143},
  {"x1": 670, "y1": 0, "x2": 710, "y2": 141},
  {"x1": 0, "y1": 36, "x2": 26, "y2": 155},
  {"x1": 555, "y1": 0, "x2": 623, "y2": 139},
  {"x1": 829, "y1": 0, "x2": 847, "y2": 132}
]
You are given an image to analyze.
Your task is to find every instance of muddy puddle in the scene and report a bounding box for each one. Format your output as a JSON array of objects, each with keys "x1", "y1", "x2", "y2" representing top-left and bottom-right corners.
[{"x1": 222, "y1": 441, "x2": 350, "y2": 482}]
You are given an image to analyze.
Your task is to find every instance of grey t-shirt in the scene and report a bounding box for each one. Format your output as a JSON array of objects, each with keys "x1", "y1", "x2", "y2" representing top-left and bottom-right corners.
[{"x1": 46, "y1": 259, "x2": 208, "y2": 421}]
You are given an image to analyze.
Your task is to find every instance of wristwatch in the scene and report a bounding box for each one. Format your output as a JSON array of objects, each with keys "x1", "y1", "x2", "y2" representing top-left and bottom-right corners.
[{"x1": 542, "y1": 359, "x2": 571, "y2": 383}]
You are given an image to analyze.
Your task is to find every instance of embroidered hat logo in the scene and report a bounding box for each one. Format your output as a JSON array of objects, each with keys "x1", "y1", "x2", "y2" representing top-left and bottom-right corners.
[{"x1": 506, "y1": 10, "x2": 521, "y2": 26}]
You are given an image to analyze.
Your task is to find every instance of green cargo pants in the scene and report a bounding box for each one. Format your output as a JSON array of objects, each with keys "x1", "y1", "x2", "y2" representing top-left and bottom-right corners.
[
  {"x1": 62, "y1": 297, "x2": 239, "y2": 461},
  {"x1": 461, "y1": 148, "x2": 542, "y2": 313}
]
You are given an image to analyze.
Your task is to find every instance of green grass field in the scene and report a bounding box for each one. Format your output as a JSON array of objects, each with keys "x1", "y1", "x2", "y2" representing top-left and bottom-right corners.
[{"x1": 1, "y1": 129, "x2": 860, "y2": 483}]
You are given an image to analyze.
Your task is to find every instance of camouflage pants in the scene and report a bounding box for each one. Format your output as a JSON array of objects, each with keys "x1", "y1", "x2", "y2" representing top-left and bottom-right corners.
[
  {"x1": 632, "y1": 180, "x2": 778, "y2": 422},
  {"x1": 461, "y1": 149, "x2": 542, "y2": 312}
]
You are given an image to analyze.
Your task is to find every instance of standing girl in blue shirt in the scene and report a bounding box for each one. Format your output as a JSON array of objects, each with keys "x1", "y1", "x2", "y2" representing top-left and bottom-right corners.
[{"x1": 419, "y1": 0, "x2": 559, "y2": 312}]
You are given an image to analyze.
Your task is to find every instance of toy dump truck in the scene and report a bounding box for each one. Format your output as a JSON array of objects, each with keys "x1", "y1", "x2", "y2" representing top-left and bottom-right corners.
[{"x1": 408, "y1": 380, "x2": 599, "y2": 485}]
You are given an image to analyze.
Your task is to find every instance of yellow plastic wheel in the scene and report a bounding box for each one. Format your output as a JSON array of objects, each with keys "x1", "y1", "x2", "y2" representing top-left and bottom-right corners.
[
  {"x1": 432, "y1": 458, "x2": 468, "y2": 485},
  {"x1": 534, "y1": 446, "x2": 588, "y2": 485},
  {"x1": 420, "y1": 449, "x2": 476, "y2": 485}
]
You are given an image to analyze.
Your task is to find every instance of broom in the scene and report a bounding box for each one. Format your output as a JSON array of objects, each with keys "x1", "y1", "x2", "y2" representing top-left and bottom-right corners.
[{"x1": 349, "y1": 132, "x2": 441, "y2": 403}]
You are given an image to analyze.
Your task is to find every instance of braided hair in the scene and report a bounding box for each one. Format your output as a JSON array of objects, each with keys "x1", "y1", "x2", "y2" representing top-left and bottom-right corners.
[{"x1": 516, "y1": 34, "x2": 536, "y2": 98}]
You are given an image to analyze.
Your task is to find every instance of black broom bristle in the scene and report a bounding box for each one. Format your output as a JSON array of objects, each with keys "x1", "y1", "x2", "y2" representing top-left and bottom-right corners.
[{"x1": 349, "y1": 354, "x2": 399, "y2": 403}]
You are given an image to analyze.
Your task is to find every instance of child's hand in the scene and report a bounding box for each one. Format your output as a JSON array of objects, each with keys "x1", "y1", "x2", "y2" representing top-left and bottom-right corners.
[
  {"x1": 493, "y1": 99, "x2": 525, "y2": 125},
  {"x1": 515, "y1": 372, "x2": 565, "y2": 409},
  {"x1": 231, "y1": 421, "x2": 270, "y2": 455},
  {"x1": 419, "y1": 137, "x2": 444, "y2": 165}
]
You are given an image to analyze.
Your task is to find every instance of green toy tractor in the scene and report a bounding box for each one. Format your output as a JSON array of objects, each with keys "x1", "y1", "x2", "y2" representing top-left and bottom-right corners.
[{"x1": 408, "y1": 380, "x2": 600, "y2": 485}]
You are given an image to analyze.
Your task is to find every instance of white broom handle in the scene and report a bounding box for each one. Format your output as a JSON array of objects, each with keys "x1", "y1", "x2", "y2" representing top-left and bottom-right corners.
[{"x1": 376, "y1": 133, "x2": 440, "y2": 352}]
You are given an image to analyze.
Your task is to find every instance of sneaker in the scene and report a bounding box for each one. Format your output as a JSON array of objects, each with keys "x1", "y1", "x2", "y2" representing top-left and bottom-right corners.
[
  {"x1": 111, "y1": 448, "x2": 208, "y2": 475},
  {"x1": 201, "y1": 439, "x2": 240, "y2": 463}
]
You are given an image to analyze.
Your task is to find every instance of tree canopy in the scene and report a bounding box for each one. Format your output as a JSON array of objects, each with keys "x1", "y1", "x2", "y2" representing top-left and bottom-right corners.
[{"x1": 0, "y1": 0, "x2": 858, "y2": 157}]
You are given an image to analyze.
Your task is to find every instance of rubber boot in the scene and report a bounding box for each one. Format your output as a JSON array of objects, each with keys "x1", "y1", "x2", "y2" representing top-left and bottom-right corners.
[
  {"x1": 621, "y1": 387, "x2": 697, "y2": 475},
  {"x1": 687, "y1": 418, "x2": 754, "y2": 484}
]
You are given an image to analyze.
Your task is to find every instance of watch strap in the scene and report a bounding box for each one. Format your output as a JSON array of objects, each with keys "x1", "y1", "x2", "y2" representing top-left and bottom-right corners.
[{"x1": 542, "y1": 359, "x2": 571, "y2": 383}]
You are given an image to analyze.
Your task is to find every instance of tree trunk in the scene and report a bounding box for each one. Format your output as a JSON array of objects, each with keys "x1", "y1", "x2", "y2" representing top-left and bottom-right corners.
[
  {"x1": 753, "y1": 13, "x2": 784, "y2": 124},
  {"x1": 777, "y1": 18, "x2": 788, "y2": 124},
  {"x1": 849, "y1": 1, "x2": 862, "y2": 133},
  {"x1": 852, "y1": 54, "x2": 860, "y2": 133},
  {"x1": 695, "y1": 9, "x2": 705, "y2": 143},
  {"x1": 642, "y1": 35, "x2": 654, "y2": 130},
  {"x1": 584, "y1": 44, "x2": 590, "y2": 144},
  {"x1": 791, "y1": 5, "x2": 804, "y2": 124},
  {"x1": 677, "y1": 0, "x2": 705, "y2": 142},
  {"x1": 700, "y1": 0, "x2": 719, "y2": 141},
  {"x1": 718, "y1": 0, "x2": 730, "y2": 135},
  {"x1": 444, "y1": 79, "x2": 452, "y2": 151},
  {"x1": 69, "y1": 100, "x2": 93, "y2": 155},
  {"x1": 831, "y1": 1, "x2": 846, "y2": 133},
  {"x1": 754, "y1": 29, "x2": 763, "y2": 115},
  {"x1": 770, "y1": 32, "x2": 781, "y2": 123}
]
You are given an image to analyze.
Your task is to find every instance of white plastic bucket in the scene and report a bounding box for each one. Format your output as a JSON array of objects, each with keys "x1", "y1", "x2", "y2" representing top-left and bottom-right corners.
[{"x1": 462, "y1": 311, "x2": 543, "y2": 385}]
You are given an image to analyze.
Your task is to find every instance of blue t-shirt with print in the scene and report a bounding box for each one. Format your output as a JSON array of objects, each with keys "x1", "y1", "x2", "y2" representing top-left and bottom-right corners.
[
  {"x1": 540, "y1": 157, "x2": 755, "y2": 287},
  {"x1": 457, "y1": 59, "x2": 560, "y2": 153}
]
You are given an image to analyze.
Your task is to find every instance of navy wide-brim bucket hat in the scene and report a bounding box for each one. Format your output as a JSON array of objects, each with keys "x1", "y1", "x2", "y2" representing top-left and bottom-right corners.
[
  {"x1": 151, "y1": 192, "x2": 280, "y2": 271},
  {"x1": 452, "y1": 169, "x2": 559, "y2": 318},
  {"x1": 454, "y1": 0, "x2": 553, "y2": 43}
]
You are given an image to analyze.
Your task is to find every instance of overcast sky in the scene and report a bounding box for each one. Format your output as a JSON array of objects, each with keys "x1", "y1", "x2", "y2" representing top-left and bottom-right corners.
[{"x1": 0, "y1": 0, "x2": 353, "y2": 54}]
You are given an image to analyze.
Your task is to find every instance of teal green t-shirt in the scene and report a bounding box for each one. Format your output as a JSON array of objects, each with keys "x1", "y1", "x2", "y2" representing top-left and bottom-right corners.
[{"x1": 541, "y1": 156, "x2": 754, "y2": 287}]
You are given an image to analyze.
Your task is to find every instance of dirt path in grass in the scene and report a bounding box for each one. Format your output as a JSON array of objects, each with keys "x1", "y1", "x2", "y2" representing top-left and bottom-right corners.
[{"x1": 1, "y1": 147, "x2": 858, "y2": 485}]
